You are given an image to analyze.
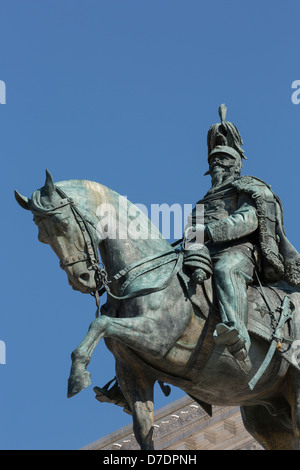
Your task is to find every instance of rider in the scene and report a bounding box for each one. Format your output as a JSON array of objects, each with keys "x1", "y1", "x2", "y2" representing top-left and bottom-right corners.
[
  {"x1": 183, "y1": 105, "x2": 300, "y2": 361},
  {"x1": 96, "y1": 105, "x2": 300, "y2": 408}
]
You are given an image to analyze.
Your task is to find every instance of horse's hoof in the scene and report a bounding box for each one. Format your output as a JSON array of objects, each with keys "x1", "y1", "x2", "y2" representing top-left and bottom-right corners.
[{"x1": 67, "y1": 370, "x2": 91, "y2": 398}]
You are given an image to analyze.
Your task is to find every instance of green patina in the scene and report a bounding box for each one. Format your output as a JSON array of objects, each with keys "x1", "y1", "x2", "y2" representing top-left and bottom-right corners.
[{"x1": 15, "y1": 106, "x2": 300, "y2": 450}]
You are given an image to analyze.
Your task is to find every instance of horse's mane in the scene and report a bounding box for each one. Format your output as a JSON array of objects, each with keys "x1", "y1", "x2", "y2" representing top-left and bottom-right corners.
[
  {"x1": 30, "y1": 179, "x2": 168, "y2": 247},
  {"x1": 29, "y1": 179, "x2": 106, "y2": 218}
]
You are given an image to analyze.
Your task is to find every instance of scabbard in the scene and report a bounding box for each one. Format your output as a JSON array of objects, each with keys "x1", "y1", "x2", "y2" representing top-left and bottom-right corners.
[
  {"x1": 248, "y1": 295, "x2": 295, "y2": 391},
  {"x1": 248, "y1": 339, "x2": 278, "y2": 391}
]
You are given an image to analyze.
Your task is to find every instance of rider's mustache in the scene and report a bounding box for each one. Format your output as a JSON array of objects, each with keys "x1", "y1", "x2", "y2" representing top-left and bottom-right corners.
[{"x1": 210, "y1": 160, "x2": 233, "y2": 170}]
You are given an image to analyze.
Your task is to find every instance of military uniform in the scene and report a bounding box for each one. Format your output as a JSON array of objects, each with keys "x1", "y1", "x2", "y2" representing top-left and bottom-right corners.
[
  {"x1": 185, "y1": 171, "x2": 300, "y2": 360},
  {"x1": 187, "y1": 180, "x2": 259, "y2": 359},
  {"x1": 183, "y1": 105, "x2": 300, "y2": 360}
]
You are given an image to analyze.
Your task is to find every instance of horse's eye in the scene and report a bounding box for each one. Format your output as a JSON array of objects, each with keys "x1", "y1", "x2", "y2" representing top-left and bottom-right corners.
[
  {"x1": 61, "y1": 218, "x2": 70, "y2": 232},
  {"x1": 57, "y1": 217, "x2": 70, "y2": 234},
  {"x1": 51, "y1": 215, "x2": 70, "y2": 235}
]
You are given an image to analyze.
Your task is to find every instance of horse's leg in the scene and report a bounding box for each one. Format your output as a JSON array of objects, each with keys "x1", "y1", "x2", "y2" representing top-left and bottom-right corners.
[
  {"x1": 68, "y1": 309, "x2": 190, "y2": 397},
  {"x1": 67, "y1": 315, "x2": 111, "y2": 397},
  {"x1": 241, "y1": 399, "x2": 294, "y2": 450},
  {"x1": 115, "y1": 358, "x2": 155, "y2": 450},
  {"x1": 284, "y1": 367, "x2": 300, "y2": 449},
  {"x1": 74, "y1": 314, "x2": 183, "y2": 359}
]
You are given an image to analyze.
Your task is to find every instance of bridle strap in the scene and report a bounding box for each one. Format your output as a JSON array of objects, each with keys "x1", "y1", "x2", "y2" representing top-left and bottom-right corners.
[
  {"x1": 53, "y1": 187, "x2": 106, "y2": 314},
  {"x1": 99, "y1": 250, "x2": 183, "y2": 301},
  {"x1": 54, "y1": 186, "x2": 100, "y2": 270},
  {"x1": 112, "y1": 248, "x2": 177, "y2": 281},
  {"x1": 51, "y1": 185, "x2": 183, "y2": 317},
  {"x1": 60, "y1": 252, "x2": 90, "y2": 269}
]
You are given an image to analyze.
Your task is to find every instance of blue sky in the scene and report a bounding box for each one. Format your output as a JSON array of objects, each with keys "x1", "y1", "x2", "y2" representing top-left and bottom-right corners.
[{"x1": 1, "y1": 0, "x2": 300, "y2": 450}]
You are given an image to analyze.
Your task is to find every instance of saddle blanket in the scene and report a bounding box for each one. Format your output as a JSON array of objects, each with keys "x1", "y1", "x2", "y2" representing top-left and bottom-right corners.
[{"x1": 178, "y1": 269, "x2": 300, "y2": 372}]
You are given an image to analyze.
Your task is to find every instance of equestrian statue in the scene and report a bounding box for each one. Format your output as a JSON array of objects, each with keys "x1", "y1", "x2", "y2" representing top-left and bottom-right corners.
[{"x1": 15, "y1": 106, "x2": 300, "y2": 450}]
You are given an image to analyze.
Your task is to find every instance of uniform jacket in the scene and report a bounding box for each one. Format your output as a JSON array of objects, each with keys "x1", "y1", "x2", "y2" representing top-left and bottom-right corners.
[{"x1": 192, "y1": 175, "x2": 300, "y2": 286}]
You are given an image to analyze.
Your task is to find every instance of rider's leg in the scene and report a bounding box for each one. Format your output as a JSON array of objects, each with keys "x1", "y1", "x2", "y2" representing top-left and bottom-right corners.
[{"x1": 212, "y1": 247, "x2": 254, "y2": 359}]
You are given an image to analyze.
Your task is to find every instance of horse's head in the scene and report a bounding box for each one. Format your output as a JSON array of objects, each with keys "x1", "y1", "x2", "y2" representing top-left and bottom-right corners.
[{"x1": 15, "y1": 170, "x2": 102, "y2": 294}]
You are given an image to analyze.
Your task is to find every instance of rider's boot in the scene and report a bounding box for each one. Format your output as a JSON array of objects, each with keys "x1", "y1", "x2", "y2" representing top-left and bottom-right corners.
[{"x1": 213, "y1": 321, "x2": 249, "y2": 361}]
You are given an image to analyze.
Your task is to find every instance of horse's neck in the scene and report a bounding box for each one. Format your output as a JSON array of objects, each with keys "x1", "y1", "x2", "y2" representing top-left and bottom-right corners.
[{"x1": 78, "y1": 180, "x2": 171, "y2": 278}]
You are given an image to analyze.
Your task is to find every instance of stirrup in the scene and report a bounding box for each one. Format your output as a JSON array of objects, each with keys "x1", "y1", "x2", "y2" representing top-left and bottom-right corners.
[
  {"x1": 93, "y1": 377, "x2": 132, "y2": 415},
  {"x1": 213, "y1": 322, "x2": 248, "y2": 361}
]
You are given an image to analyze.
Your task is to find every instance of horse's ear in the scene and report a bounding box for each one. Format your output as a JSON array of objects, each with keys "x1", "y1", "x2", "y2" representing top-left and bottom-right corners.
[
  {"x1": 14, "y1": 190, "x2": 30, "y2": 210},
  {"x1": 44, "y1": 169, "x2": 55, "y2": 198}
]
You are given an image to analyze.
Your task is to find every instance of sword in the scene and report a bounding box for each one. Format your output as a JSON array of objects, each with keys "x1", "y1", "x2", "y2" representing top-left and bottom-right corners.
[{"x1": 248, "y1": 295, "x2": 295, "y2": 391}]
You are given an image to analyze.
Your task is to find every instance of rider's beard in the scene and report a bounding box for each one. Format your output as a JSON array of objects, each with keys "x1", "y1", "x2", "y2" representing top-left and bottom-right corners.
[
  {"x1": 210, "y1": 164, "x2": 238, "y2": 190},
  {"x1": 211, "y1": 165, "x2": 228, "y2": 189}
]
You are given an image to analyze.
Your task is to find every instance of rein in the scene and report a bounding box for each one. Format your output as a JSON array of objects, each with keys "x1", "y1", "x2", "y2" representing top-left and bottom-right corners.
[
  {"x1": 98, "y1": 249, "x2": 183, "y2": 302},
  {"x1": 52, "y1": 186, "x2": 183, "y2": 317}
]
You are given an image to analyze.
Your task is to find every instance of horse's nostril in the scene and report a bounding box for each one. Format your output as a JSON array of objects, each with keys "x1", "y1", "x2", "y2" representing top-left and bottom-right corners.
[{"x1": 79, "y1": 273, "x2": 90, "y2": 282}]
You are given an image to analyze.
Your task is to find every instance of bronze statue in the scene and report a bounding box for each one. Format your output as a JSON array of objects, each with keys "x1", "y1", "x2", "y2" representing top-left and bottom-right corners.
[
  {"x1": 15, "y1": 107, "x2": 300, "y2": 450},
  {"x1": 183, "y1": 104, "x2": 300, "y2": 362}
]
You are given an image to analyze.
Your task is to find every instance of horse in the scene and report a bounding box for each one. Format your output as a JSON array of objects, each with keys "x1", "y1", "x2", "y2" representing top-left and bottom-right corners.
[{"x1": 15, "y1": 170, "x2": 300, "y2": 450}]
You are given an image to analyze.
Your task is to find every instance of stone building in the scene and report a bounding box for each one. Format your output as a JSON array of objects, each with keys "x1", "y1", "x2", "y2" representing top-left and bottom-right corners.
[{"x1": 82, "y1": 395, "x2": 262, "y2": 450}]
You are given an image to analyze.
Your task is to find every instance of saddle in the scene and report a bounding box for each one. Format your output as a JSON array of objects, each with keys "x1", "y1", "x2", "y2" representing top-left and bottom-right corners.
[{"x1": 178, "y1": 266, "x2": 300, "y2": 375}]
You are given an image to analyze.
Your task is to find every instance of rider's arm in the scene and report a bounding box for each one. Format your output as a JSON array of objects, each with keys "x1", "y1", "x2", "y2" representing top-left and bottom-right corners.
[{"x1": 206, "y1": 202, "x2": 258, "y2": 243}]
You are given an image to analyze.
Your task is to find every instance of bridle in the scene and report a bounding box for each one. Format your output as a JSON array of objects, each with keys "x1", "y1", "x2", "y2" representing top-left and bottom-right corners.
[
  {"x1": 44, "y1": 186, "x2": 108, "y2": 316},
  {"x1": 45, "y1": 186, "x2": 183, "y2": 318},
  {"x1": 54, "y1": 187, "x2": 99, "y2": 270}
]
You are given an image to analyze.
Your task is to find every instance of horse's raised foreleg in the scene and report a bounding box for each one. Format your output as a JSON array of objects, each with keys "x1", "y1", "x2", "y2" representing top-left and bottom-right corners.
[
  {"x1": 68, "y1": 309, "x2": 190, "y2": 398},
  {"x1": 67, "y1": 315, "x2": 110, "y2": 397},
  {"x1": 116, "y1": 358, "x2": 155, "y2": 450}
]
